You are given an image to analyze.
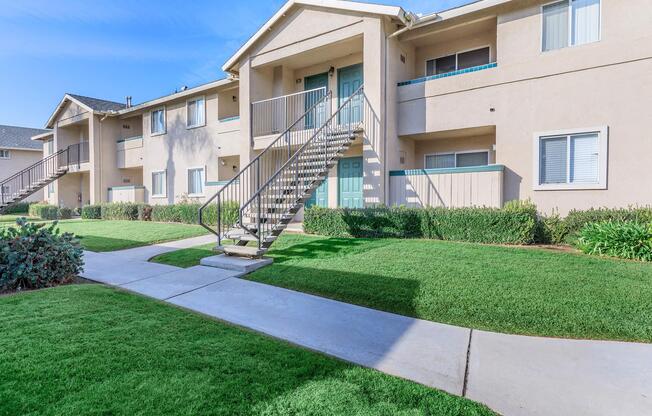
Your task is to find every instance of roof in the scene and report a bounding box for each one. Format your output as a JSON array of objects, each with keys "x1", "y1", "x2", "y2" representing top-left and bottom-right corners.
[
  {"x1": 222, "y1": 0, "x2": 411, "y2": 73},
  {"x1": 67, "y1": 94, "x2": 127, "y2": 112},
  {"x1": 409, "y1": 0, "x2": 515, "y2": 30},
  {"x1": 0, "y1": 125, "x2": 49, "y2": 150}
]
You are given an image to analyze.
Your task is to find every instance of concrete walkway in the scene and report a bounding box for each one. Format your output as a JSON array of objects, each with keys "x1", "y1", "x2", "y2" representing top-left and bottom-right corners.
[{"x1": 81, "y1": 244, "x2": 652, "y2": 416}]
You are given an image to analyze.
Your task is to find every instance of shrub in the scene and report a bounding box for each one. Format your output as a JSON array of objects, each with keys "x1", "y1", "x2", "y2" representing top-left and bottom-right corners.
[
  {"x1": 138, "y1": 204, "x2": 152, "y2": 221},
  {"x1": 536, "y1": 212, "x2": 567, "y2": 245},
  {"x1": 563, "y1": 207, "x2": 652, "y2": 243},
  {"x1": 0, "y1": 218, "x2": 83, "y2": 292},
  {"x1": 2, "y1": 202, "x2": 31, "y2": 214},
  {"x1": 81, "y1": 205, "x2": 102, "y2": 220},
  {"x1": 577, "y1": 221, "x2": 652, "y2": 262},
  {"x1": 28, "y1": 204, "x2": 59, "y2": 220},
  {"x1": 100, "y1": 202, "x2": 140, "y2": 221},
  {"x1": 304, "y1": 204, "x2": 538, "y2": 245},
  {"x1": 58, "y1": 207, "x2": 73, "y2": 220},
  {"x1": 150, "y1": 202, "x2": 239, "y2": 226}
]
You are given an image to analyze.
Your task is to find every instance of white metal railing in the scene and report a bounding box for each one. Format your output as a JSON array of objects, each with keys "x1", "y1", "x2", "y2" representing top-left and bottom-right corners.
[{"x1": 251, "y1": 87, "x2": 327, "y2": 138}]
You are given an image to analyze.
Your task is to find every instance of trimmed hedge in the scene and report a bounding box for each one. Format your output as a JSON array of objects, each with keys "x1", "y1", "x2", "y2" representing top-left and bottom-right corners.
[
  {"x1": 562, "y1": 207, "x2": 652, "y2": 243},
  {"x1": 28, "y1": 204, "x2": 60, "y2": 220},
  {"x1": 81, "y1": 205, "x2": 102, "y2": 220},
  {"x1": 2, "y1": 202, "x2": 31, "y2": 214},
  {"x1": 304, "y1": 204, "x2": 538, "y2": 245},
  {"x1": 150, "y1": 202, "x2": 239, "y2": 227},
  {"x1": 101, "y1": 203, "x2": 140, "y2": 221}
]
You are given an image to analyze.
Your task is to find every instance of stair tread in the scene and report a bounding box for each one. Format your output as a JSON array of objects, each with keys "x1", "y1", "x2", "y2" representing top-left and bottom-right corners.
[{"x1": 218, "y1": 245, "x2": 267, "y2": 258}]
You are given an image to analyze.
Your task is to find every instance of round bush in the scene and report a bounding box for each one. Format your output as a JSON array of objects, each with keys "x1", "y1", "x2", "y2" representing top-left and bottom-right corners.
[{"x1": 0, "y1": 219, "x2": 84, "y2": 292}]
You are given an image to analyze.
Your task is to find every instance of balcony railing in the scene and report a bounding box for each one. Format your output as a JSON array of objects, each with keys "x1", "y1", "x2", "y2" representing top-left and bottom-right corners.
[
  {"x1": 66, "y1": 141, "x2": 90, "y2": 166},
  {"x1": 251, "y1": 87, "x2": 327, "y2": 138},
  {"x1": 398, "y1": 62, "x2": 498, "y2": 87}
]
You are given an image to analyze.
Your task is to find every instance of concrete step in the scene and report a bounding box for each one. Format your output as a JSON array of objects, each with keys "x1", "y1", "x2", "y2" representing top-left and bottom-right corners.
[
  {"x1": 200, "y1": 254, "x2": 273, "y2": 272},
  {"x1": 218, "y1": 244, "x2": 268, "y2": 258}
]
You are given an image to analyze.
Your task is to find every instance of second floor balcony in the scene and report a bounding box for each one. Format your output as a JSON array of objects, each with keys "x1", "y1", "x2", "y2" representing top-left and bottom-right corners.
[{"x1": 116, "y1": 136, "x2": 143, "y2": 169}]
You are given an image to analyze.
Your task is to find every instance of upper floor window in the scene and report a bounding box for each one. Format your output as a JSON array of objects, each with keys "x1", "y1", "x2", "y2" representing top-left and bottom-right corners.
[
  {"x1": 187, "y1": 97, "x2": 205, "y2": 128},
  {"x1": 46, "y1": 140, "x2": 54, "y2": 155},
  {"x1": 151, "y1": 107, "x2": 166, "y2": 135},
  {"x1": 425, "y1": 151, "x2": 489, "y2": 169},
  {"x1": 534, "y1": 126, "x2": 608, "y2": 190},
  {"x1": 426, "y1": 47, "x2": 491, "y2": 77},
  {"x1": 0, "y1": 149, "x2": 10, "y2": 159},
  {"x1": 542, "y1": 0, "x2": 600, "y2": 52},
  {"x1": 187, "y1": 167, "x2": 205, "y2": 196}
]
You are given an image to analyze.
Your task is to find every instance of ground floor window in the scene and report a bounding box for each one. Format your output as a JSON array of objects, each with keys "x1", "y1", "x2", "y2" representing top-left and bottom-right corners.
[
  {"x1": 187, "y1": 167, "x2": 205, "y2": 196},
  {"x1": 425, "y1": 151, "x2": 489, "y2": 169},
  {"x1": 152, "y1": 170, "x2": 167, "y2": 197},
  {"x1": 534, "y1": 126, "x2": 607, "y2": 190}
]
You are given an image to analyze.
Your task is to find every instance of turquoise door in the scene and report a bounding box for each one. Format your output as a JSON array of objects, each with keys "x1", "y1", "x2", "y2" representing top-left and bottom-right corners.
[
  {"x1": 337, "y1": 64, "x2": 363, "y2": 124},
  {"x1": 338, "y1": 157, "x2": 363, "y2": 208},
  {"x1": 304, "y1": 72, "x2": 329, "y2": 129},
  {"x1": 305, "y1": 179, "x2": 328, "y2": 208}
]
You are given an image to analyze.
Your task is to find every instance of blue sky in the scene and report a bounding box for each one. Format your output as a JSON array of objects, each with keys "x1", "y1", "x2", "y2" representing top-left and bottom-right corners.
[{"x1": 0, "y1": 0, "x2": 472, "y2": 128}]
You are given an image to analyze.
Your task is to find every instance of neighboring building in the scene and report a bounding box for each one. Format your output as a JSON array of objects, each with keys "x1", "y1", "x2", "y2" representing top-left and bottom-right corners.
[
  {"x1": 6, "y1": 0, "x2": 652, "y2": 217},
  {"x1": 0, "y1": 125, "x2": 47, "y2": 203}
]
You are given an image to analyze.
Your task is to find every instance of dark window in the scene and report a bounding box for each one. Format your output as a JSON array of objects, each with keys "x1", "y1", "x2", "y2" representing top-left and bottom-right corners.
[
  {"x1": 457, "y1": 47, "x2": 490, "y2": 70},
  {"x1": 426, "y1": 54, "x2": 455, "y2": 76},
  {"x1": 426, "y1": 47, "x2": 491, "y2": 76}
]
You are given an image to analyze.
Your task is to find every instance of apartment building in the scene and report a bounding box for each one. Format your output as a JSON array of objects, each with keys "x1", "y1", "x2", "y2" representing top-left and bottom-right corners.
[
  {"x1": 0, "y1": 125, "x2": 47, "y2": 204},
  {"x1": 3, "y1": 0, "x2": 650, "y2": 232}
]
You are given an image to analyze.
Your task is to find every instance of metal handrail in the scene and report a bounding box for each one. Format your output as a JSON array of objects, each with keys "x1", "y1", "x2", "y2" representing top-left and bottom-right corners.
[
  {"x1": 198, "y1": 90, "x2": 332, "y2": 238},
  {"x1": 251, "y1": 87, "x2": 327, "y2": 137},
  {"x1": 251, "y1": 87, "x2": 327, "y2": 105}
]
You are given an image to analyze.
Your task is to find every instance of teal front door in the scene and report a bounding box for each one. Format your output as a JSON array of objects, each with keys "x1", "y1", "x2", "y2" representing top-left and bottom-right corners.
[
  {"x1": 304, "y1": 72, "x2": 329, "y2": 129},
  {"x1": 337, "y1": 64, "x2": 363, "y2": 124},
  {"x1": 338, "y1": 157, "x2": 363, "y2": 208},
  {"x1": 305, "y1": 179, "x2": 328, "y2": 208}
]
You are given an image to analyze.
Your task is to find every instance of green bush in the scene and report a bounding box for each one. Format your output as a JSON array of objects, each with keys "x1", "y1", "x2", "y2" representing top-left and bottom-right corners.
[
  {"x1": 81, "y1": 205, "x2": 102, "y2": 220},
  {"x1": 28, "y1": 204, "x2": 59, "y2": 220},
  {"x1": 150, "y1": 202, "x2": 239, "y2": 227},
  {"x1": 2, "y1": 202, "x2": 31, "y2": 214},
  {"x1": 577, "y1": 221, "x2": 652, "y2": 262},
  {"x1": 304, "y1": 204, "x2": 538, "y2": 245},
  {"x1": 563, "y1": 207, "x2": 652, "y2": 243},
  {"x1": 58, "y1": 207, "x2": 73, "y2": 220},
  {"x1": 138, "y1": 204, "x2": 152, "y2": 221},
  {"x1": 0, "y1": 218, "x2": 83, "y2": 292},
  {"x1": 100, "y1": 202, "x2": 140, "y2": 221}
]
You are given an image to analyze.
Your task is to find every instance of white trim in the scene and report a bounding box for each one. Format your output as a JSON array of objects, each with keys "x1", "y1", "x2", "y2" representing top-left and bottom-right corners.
[
  {"x1": 150, "y1": 106, "x2": 166, "y2": 136},
  {"x1": 0, "y1": 146, "x2": 41, "y2": 152},
  {"x1": 151, "y1": 169, "x2": 167, "y2": 198},
  {"x1": 186, "y1": 166, "x2": 206, "y2": 197},
  {"x1": 540, "y1": 0, "x2": 602, "y2": 53},
  {"x1": 424, "y1": 149, "x2": 491, "y2": 168},
  {"x1": 0, "y1": 149, "x2": 11, "y2": 159},
  {"x1": 424, "y1": 45, "x2": 492, "y2": 76},
  {"x1": 532, "y1": 125, "x2": 608, "y2": 191},
  {"x1": 186, "y1": 96, "x2": 206, "y2": 129}
]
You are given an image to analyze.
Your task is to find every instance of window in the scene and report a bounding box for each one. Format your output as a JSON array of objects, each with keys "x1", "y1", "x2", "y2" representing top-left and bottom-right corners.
[
  {"x1": 425, "y1": 151, "x2": 490, "y2": 169},
  {"x1": 542, "y1": 0, "x2": 600, "y2": 52},
  {"x1": 46, "y1": 140, "x2": 54, "y2": 155},
  {"x1": 187, "y1": 167, "x2": 205, "y2": 196},
  {"x1": 187, "y1": 97, "x2": 205, "y2": 128},
  {"x1": 0, "y1": 149, "x2": 10, "y2": 159},
  {"x1": 534, "y1": 126, "x2": 608, "y2": 190},
  {"x1": 152, "y1": 170, "x2": 167, "y2": 197},
  {"x1": 1, "y1": 184, "x2": 10, "y2": 195},
  {"x1": 151, "y1": 107, "x2": 166, "y2": 135},
  {"x1": 48, "y1": 182, "x2": 54, "y2": 195},
  {"x1": 426, "y1": 47, "x2": 491, "y2": 76}
]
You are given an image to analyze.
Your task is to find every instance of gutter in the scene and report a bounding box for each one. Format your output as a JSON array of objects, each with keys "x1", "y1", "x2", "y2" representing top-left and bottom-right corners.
[{"x1": 388, "y1": 12, "x2": 439, "y2": 39}]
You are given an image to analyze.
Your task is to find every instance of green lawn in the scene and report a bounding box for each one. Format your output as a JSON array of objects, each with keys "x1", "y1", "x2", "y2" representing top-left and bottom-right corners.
[
  {"x1": 0, "y1": 285, "x2": 493, "y2": 416},
  {"x1": 152, "y1": 234, "x2": 652, "y2": 343},
  {"x1": 2, "y1": 219, "x2": 208, "y2": 252},
  {"x1": 152, "y1": 242, "x2": 216, "y2": 267}
]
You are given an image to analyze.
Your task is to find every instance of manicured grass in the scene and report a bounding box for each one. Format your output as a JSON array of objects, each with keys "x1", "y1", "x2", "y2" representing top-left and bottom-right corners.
[
  {"x1": 149, "y1": 234, "x2": 652, "y2": 342},
  {"x1": 151, "y1": 242, "x2": 216, "y2": 268},
  {"x1": 2, "y1": 219, "x2": 208, "y2": 252},
  {"x1": 0, "y1": 285, "x2": 494, "y2": 416},
  {"x1": 0, "y1": 214, "x2": 35, "y2": 222}
]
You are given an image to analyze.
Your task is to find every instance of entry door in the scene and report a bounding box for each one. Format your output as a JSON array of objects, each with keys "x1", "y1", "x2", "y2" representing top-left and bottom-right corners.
[
  {"x1": 305, "y1": 179, "x2": 328, "y2": 208},
  {"x1": 337, "y1": 64, "x2": 363, "y2": 124},
  {"x1": 304, "y1": 72, "x2": 329, "y2": 129},
  {"x1": 338, "y1": 157, "x2": 363, "y2": 208}
]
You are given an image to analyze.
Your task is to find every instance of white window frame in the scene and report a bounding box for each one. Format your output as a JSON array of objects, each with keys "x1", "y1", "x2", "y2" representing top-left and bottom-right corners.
[
  {"x1": 0, "y1": 149, "x2": 10, "y2": 159},
  {"x1": 151, "y1": 170, "x2": 167, "y2": 198},
  {"x1": 150, "y1": 106, "x2": 166, "y2": 136},
  {"x1": 533, "y1": 126, "x2": 608, "y2": 191},
  {"x1": 541, "y1": 0, "x2": 602, "y2": 52},
  {"x1": 186, "y1": 96, "x2": 206, "y2": 129},
  {"x1": 186, "y1": 166, "x2": 206, "y2": 197},
  {"x1": 425, "y1": 45, "x2": 492, "y2": 77},
  {"x1": 424, "y1": 149, "x2": 491, "y2": 169}
]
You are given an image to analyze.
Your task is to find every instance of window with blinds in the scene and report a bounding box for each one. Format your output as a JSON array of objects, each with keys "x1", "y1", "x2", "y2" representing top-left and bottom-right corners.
[
  {"x1": 425, "y1": 151, "x2": 490, "y2": 169},
  {"x1": 187, "y1": 167, "x2": 205, "y2": 196},
  {"x1": 539, "y1": 132, "x2": 600, "y2": 185},
  {"x1": 152, "y1": 171, "x2": 166, "y2": 197},
  {"x1": 542, "y1": 0, "x2": 600, "y2": 52}
]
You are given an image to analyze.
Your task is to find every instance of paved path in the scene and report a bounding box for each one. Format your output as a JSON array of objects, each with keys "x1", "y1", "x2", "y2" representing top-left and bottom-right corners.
[
  {"x1": 102, "y1": 234, "x2": 216, "y2": 262},
  {"x1": 81, "y1": 245, "x2": 652, "y2": 416}
]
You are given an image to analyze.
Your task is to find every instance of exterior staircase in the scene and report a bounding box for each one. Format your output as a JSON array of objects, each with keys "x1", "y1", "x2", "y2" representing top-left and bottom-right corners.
[
  {"x1": 0, "y1": 142, "x2": 87, "y2": 213},
  {"x1": 200, "y1": 85, "x2": 367, "y2": 258}
]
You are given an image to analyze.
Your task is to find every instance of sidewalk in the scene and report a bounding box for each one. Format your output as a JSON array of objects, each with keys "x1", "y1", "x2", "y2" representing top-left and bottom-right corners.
[{"x1": 81, "y1": 242, "x2": 652, "y2": 416}]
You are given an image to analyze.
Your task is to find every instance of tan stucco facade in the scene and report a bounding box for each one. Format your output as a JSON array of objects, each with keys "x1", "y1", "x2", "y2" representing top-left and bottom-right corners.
[{"x1": 30, "y1": 0, "x2": 652, "y2": 215}]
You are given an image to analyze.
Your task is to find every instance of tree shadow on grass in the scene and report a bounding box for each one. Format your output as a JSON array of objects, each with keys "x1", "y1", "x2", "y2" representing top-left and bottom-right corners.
[
  {"x1": 76, "y1": 235, "x2": 152, "y2": 252},
  {"x1": 268, "y1": 236, "x2": 394, "y2": 264}
]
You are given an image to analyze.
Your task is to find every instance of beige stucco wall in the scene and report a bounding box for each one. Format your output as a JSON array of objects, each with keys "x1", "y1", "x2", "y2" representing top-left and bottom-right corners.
[
  {"x1": 396, "y1": 0, "x2": 652, "y2": 214},
  {"x1": 0, "y1": 148, "x2": 44, "y2": 203}
]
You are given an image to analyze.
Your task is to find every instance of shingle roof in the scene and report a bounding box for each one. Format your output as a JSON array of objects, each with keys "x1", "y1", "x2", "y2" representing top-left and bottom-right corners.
[
  {"x1": 68, "y1": 94, "x2": 126, "y2": 112},
  {"x1": 0, "y1": 125, "x2": 49, "y2": 150}
]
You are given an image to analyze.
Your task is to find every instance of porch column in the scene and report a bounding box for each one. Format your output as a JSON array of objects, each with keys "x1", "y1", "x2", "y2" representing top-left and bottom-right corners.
[
  {"x1": 362, "y1": 17, "x2": 386, "y2": 206},
  {"x1": 89, "y1": 115, "x2": 102, "y2": 204}
]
